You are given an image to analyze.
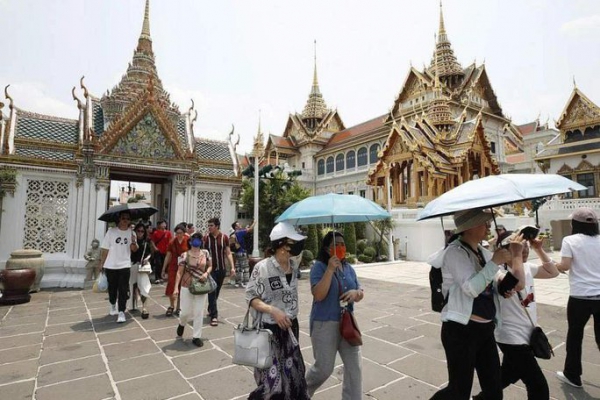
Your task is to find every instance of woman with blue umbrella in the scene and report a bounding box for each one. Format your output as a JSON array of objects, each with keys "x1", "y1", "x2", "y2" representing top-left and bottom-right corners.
[{"x1": 306, "y1": 231, "x2": 365, "y2": 399}]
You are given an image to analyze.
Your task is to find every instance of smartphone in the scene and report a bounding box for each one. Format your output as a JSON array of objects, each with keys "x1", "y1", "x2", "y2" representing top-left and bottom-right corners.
[
  {"x1": 518, "y1": 225, "x2": 540, "y2": 241},
  {"x1": 498, "y1": 271, "x2": 519, "y2": 297}
]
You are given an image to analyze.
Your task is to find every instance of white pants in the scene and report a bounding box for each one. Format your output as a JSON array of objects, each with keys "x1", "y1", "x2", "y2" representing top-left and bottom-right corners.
[
  {"x1": 306, "y1": 320, "x2": 363, "y2": 400},
  {"x1": 179, "y1": 288, "x2": 207, "y2": 339}
]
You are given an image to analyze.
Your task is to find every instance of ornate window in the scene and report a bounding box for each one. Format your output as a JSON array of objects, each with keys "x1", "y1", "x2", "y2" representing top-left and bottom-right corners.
[
  {"x1": 24, "y1": 179, "x2": 70, "y2": 253},
  {"x1": 336, "y1": 154, "x2": 344, "y2": 172},
  {"x1": 326, "y1": 157, "x2": 334, "y2": 173},
  {"x1": 369, "y1": 144, "x2": 380, "y2": 164},
  {"x1": 346, "y1": 151, "x2": 355, "y2": 169},
  {"x1": 317, "y1": 159, "x2": 325, "y2": 176},
  {"x1": 576, "y1": 173, "x2": 595, "y2": 198},
  {"x1": 357, "y1": 147, "x2": 368, "y2": 167},
  {"x1": 196, "y1": 191, "x2": 223, "y2": 233}
]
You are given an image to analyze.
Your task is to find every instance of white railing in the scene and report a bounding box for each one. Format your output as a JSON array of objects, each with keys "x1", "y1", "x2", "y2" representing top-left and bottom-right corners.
[{"x1": 542, "y1": 198, "x2": 600, "y2": 211}]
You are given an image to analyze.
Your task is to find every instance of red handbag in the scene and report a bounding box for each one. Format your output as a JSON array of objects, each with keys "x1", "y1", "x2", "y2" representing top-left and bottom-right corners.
[{"x1": 335, "y1": 274, "x2": 362, "y2": 346}]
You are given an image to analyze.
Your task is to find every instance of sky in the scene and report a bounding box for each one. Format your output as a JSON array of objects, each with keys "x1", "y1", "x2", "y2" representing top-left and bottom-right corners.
[{"x1": 1, "y1": 0, "x2": 600, "y2": 157}]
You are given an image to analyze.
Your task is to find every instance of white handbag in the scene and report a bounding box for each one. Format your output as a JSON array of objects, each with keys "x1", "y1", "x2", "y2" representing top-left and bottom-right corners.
[{"x1": 232, "y1": 305, "x2": 273, "y2": 369}]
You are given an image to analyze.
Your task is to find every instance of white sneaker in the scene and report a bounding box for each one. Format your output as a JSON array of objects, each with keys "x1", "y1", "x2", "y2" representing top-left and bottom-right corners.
[
  {"x1": 556, "y1": 371, "x2": 582, "y2": 388},
  {"x1": 117, "y1": 312, "x2": 126, "y2": 323},
  {"x1": 241, "y1": 283, "x2": 247, "y2": 288},
  {"x1": 234, "y1": 283, "x2": 240, "y2": 288},
  {"x1": 109, "y1": 303, "x2": 118, "y2": 316}
]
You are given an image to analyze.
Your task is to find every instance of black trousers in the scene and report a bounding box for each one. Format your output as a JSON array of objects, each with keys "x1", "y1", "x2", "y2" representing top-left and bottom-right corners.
[
  {"x1": 473, "y1": 343, "x2": 549, "y2": 400},
  {"x1": 564, "y1": 296, "x2": 600, "y2": 379},
  {"x1": 208, "y1": 268, "x2": 226, "y2": 319},
  {"x1": 431, "y1": 320, "x2": 502, "y2": 400},
  {"x1": 153, "y1": 252, "x2": 165, "y2": 281},
  {"x1": 105, "y1": 268, "x2": 130, "y2": 312}
]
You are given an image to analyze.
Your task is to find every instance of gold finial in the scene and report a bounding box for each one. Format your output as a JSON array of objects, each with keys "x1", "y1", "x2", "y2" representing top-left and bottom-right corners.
[
  {"x1": 438, "y1": 0, "x2": 446, "y2": 37},
  {"x1": 313, "y1": 40, "x2": 318, "y2": 87},
  {"x1": 141, "y1": 0, "x2": 151, "y2": 40},
  {"x1": 189, "y1": 99, "x2": 195, "y2": 114},
  {"x1": 80, "y1": 76, "x2": 89, "y2": 99},
  {"x1": 72, "y1": 86, "x2": 84, "y2": 109},
  {"x1": 4, "y1": 85, "x2": 14, "y2": 110},
  {"x1": 573, "y1": 75, "x2": 577, "y2": 88}
]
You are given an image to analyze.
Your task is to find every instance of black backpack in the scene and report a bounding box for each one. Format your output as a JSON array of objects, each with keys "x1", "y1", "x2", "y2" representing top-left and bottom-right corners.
[{"x1": 429, "y1": 266, "x2": 446, "y2": 313}]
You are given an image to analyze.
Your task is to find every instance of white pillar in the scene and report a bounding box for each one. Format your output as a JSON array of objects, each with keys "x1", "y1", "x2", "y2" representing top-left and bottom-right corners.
[
  {"x1": 385, "y1": 169, "x2": 395, "y2": 261},
  {"x1": 252, "y1": 155, "x2": 260, "y2": 258}
]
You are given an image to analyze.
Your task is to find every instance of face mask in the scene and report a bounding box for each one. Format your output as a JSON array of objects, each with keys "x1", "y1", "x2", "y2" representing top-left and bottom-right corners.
[
  {"x1": 289, "y1": 241, "x2": 304, "y2": 257},
  {"x1": 334, "y1": 245, "x2": 346, "y2": 260},
  {"x1": 191, "y1": 238, "x2": 202, "y2": 248}
]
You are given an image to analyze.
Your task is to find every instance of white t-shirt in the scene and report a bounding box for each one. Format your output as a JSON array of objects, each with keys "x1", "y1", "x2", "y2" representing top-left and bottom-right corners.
[
  {"x1": 561, "y1": 234, "x2": 600, "y2": 297},
  {"x1": 101, "y1": 227, "x2": 134, "y2": 270},
  {"x1": 495, "y1": 262, "x2": 539, "y2": 345}
]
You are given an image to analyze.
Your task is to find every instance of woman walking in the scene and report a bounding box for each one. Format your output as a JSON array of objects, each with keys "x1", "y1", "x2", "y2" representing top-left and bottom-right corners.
[
  {"x1": 245, "y1": 221, "x2": 309, "y2": 400},
  {"x1": 173, "y1": 232, "x2": 212, "y2": 347},
  {"x1": 162, "y1": 224, "x2": 189, "y2": 316},
  {"x1": 429, "y1": 208, "x2": 513, "y2": 400},
  {"x1": 99, "y1": 211, "x2": 138, "y2": 323},
  {"x1": 129, "y1": 222, "x2": 152, "y2": 319},
  {"x1": 556, "y1": 207, "x2": 600, "y2": 388},
  {"x1": 305, "y1": 231, "x2": 364, "y2": 400}
]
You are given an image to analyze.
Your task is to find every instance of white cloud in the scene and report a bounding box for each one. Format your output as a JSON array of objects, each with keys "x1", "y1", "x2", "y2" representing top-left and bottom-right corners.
[
  {"x1": 561, "y1": 15, "x2": 600, "y2": 35},
  {"x1": 1, "y1": 80, "x2": 77, "y2": 119}
]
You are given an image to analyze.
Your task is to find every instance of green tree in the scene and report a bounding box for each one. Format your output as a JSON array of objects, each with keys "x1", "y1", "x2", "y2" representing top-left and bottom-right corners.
[
  {"x1": 305, "y1": 224, "x2": 319, "y2": 261},
  {"x1": 239, "y1": 169, "x2": 310, "y2": 252},
  {"x1": 343, "y1": 223, "x2": 357, "y2": 255},
  {"x1": 373, "y1": 218, "x2": 395, "y2": 261},
  {"x1": 355, "y1": 222, "x2": 367, "y2": 240}
]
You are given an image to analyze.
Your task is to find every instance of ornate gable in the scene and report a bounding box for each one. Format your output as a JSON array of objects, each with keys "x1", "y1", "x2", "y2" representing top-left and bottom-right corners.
[
  {"x1": 109, "y1": 113, "x2": 176, "y2": 159},
  {"x1": 575, "y1": 159, "x2": 595, "y2": 172},
  {"x1": 390, "y1": 69, "x2": 430, "y2": 119},
  {"x1": 557, "y1": 163, "x2": 574, "y2": 175},
  {"x1": 556, "y1": 88, "x2": 600, "y2": 132}
]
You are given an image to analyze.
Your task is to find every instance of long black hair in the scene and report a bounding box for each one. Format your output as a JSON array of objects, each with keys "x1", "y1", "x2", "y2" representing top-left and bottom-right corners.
[
  {"x1": 316, "y1": 231, "x2": 344, "y2": 264},
  {"x1": 134, "y1": 222, "x2": 147, "y2": 241},
  {"x1": 571, "y1": 220, "x2": 599, "y2": 237}
]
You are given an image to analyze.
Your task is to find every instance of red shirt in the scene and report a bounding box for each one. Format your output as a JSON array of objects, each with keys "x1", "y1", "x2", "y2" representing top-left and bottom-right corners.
[
  {"x1": 166, "y1": 236, "x2": 189, "y2": 270},
  {"x1": 203, "y1": 232, "x2": 229, "y2": 271},
  {"x1": 151, "y1": 229, "x2": 172, "y2": 254}
]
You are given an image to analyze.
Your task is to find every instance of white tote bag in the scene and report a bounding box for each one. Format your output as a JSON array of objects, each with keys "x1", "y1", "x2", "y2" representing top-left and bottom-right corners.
[{"x1": 232, "y1": 305, "x2": 273, "y2": 369}]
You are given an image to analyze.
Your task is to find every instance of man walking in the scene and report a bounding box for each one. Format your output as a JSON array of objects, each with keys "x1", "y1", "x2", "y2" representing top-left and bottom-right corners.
[
  {"x1": 150, "y1": 220, "x2": 172, "y2": 284},
  {"x1": 203, "y1": 218, "x2": 235, "y2": 327},
  {"x1": 231, "y1": 220, "x2": 255, "y2": 287}
]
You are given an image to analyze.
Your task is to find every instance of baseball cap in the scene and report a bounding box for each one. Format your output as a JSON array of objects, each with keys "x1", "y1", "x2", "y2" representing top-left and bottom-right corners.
[
  {"x1": 570, "y1": 207, "x2": 599, "y2": 224},
  {"x1": 269, "y1": 222, "x2": 307, "y2": 242}
]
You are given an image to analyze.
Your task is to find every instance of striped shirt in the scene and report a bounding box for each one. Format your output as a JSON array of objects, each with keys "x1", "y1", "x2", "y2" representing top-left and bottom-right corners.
[{"x1": 203, "y1": 232, "x2": 229, "y2": 271}]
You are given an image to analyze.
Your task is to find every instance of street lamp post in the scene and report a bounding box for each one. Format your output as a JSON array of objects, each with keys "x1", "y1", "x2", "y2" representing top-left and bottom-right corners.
[{"x1": 251, "y1": 131, "x2": 264, "y2": 258}]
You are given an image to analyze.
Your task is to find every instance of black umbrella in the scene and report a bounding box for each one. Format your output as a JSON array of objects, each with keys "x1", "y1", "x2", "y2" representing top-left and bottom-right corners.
[{"x1": 98, "y1": 203, "x2": 158, "y2": 223}]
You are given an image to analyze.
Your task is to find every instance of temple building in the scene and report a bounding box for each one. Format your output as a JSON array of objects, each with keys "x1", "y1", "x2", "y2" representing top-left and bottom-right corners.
[
  {"x1": 535, "y1": 86, "x2": 600, "y2": 198},
  {"x1": 0, "y1": 0, "x2": 240, "y2": 287},
  {"x1": 263, "y1": 4, "x2": 523, "y2": 207}
]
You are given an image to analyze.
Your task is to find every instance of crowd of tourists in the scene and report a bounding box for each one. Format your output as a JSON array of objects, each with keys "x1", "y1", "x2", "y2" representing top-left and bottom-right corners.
[{"x1": 89, "y1": 206, "x2": 599, "y2": 399}]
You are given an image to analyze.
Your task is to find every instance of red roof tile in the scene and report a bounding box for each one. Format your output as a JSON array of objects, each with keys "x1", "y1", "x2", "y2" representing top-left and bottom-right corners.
[
  {"x1": 326, "y1": 114, "x2": 387, "y2": 147},
  {"x1": 270, "y1": 136, "x2": 295, "y2": 148},
  {"x1": 506, "y1": 153, "x2": 526, "y2": 163},
  {"x1": 517, "y1": 121, "x2": 538, "y2": 136}
]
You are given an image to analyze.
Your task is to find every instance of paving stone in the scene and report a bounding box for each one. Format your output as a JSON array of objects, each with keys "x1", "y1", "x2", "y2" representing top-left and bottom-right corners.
[
  {"x1": 340, "y1": 357, "x2": 403, "y2": 393},
  {"x1": 44, "y1": 321, "x2": 93, "y2": 335},
  {"x1": 146, "y1": 326, "x2": 178, "y2": 342},
  {"x1": 368, "y1": 375, "x2": 437, "y2": 399},
  {"x1": 109, "y1": 353, "x2": 173, "y2": 382},
  {"x1": 388, "y1": 353, "x2": 448, "y2": 387},
  {"x1": 37, "y1": 354, "x2": 106, "y2": 386},
  {"x1": 0, "y1": 322, "x2": 45, "y2": 337},
  {"x1": 0, "y1": 379, "x2": 35, "y2": 400},
  {"x1": 35, "y1": 373, "x2": 114, "y2": 400},
  {"x1": 172, "y1": 348, "x2": 233, "y2": 378},
  {"x1": 103, "y1": 338, "x2": 160, "y2": 362},
  {"x1": 0, "y1": 359, "x2": 38, "y2": 385},
  {"x1": 130, "y1": 314, "x2": 179, "y2": 331},
  {"x1": 0, "y1": 343, "x2": 41, "y2": 364},
  {"x1": 405, "y1": 321, "x2": 442, "y2": 338},
  {"x1": 42, "y1": 330, "x2": 97, "y2": 348},
  {"x1": 365, "y1": 325, "x2": 422, "y2": 344},
  {"x1": 1, "y1": 313, "x2": 47, "y2": 326},
  {"x1": 47, "y1": 312, "x2": 90, "y2": 326},
  {"x1": 375, "y1": 314, "x2": 425, "y2": 330},
  {"x1": 400, "y1": 335, "x2": 447, "y2": 361},
  {"x1": 116, "y1": 370, "x2": 191, "y2": 400},
  {"x1": 0, "y1": 331, "x2": 43, "y2": 350},
  {"x1": 170, "y1": 393, "x2": 202, "y2": 400},
  {"x1": 360, "y1": 335, "x2": 414, "y2": 365},
  {"x1": 93, "y1": 317, "x2": 137, "y2": 332},
  {"x1": 189, "y1": 365, "x2": 256, "y2": 400},
  {"x1": 40, "y1": 340, "x2": 100, "y2": 365},
  {"x1": 48, "y1": 306, "x2": 87, "y2": 316},
  {"x1": 97, "y1": 326, "x2": 148, "y2": 345},
  {"x1": 4, "y1": 306, "x2": 48, "y2": 318},
  {"x1": 159, "y1": 338, "x2": 210, "y2": 358}
]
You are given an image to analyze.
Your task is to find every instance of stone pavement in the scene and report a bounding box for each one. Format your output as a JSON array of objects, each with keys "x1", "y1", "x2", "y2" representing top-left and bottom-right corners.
[{"x1": 0, "y1": 261, "x2": 598, "y2": 400}]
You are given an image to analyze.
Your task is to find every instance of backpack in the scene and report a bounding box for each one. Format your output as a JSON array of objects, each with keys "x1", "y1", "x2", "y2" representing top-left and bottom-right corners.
[
  {"x1": 429, "y1": 266, "x2": 446, "y2": 313},
  {"x1": 230, "y1": 232, "x2": 241, "y2": 252}
]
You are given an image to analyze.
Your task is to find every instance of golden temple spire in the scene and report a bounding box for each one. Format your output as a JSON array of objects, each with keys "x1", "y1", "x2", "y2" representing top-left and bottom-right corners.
[
  {"x1": 301, "y1": 40, "x2": 328, "y2": 126},
  {"x1": 429, "y1": 0, "x2": 464, "y2": 85},
  {"x1": 141, "y1": 0, "x2": 151, "y2": 41}
]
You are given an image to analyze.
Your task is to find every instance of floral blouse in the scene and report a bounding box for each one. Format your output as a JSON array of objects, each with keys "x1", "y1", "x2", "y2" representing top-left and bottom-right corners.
[{"x1": 177, "y1": 249, "x2": 211, "y2": 288}]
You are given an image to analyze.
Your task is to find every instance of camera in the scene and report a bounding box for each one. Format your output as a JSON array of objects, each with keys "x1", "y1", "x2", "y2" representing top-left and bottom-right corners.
[{"x1": 500, "y1": 225, "x2": 540, "y2": 248}]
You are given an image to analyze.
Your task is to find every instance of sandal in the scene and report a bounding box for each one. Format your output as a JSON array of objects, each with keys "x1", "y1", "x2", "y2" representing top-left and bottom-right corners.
[
  {"x1": 141, "y1": 310, "x2": 149, "y2": 320},
  {"x1": 210, "y1": 318, "x2": 218, "y2": 327},
  {"x1": 166, "y1": 307, "x2": 174, "y2": 317}
]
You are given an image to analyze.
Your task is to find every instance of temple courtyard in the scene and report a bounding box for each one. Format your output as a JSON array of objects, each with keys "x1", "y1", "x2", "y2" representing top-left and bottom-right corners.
[{"x1": 0, "y1": 256, "x2": 598, "y2": 400}]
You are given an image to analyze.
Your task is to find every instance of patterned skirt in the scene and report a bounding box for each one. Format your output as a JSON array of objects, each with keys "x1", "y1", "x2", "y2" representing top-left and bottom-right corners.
[{"x1": 248, "y1": 319, "x2": 309, "y2": 400}]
